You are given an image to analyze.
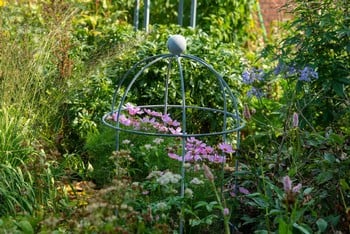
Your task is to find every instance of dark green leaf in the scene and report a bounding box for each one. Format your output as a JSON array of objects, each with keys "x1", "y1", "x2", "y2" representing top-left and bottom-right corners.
[{"x1": 316, "y1": 218, "x2": 328, "y2": 233}]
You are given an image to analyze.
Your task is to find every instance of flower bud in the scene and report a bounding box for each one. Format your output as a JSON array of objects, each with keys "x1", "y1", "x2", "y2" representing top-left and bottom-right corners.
[{"x1": 202, "y1": 164, "x2": 214, "y2": 181}]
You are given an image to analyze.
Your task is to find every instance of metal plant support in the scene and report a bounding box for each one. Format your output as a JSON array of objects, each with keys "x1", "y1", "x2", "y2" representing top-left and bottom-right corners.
[
  {"x1": 102, "y1": 35, "x2": 245, "y2": 233},
  {"x1": 134, "y1": 0, "x2": 197, "y2": 31}
]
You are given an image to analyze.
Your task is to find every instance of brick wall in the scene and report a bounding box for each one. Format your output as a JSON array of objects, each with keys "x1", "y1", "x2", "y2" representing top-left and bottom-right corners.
[{"x1": 259, "y1": 0, "x2": 289, "y2": 32}]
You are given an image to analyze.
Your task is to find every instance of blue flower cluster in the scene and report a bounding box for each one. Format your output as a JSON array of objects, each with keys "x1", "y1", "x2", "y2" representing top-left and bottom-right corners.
[
  {"x1": 242, "y1": 68, "x2": 264, "y2": 85},
  {"x1": 274, "y1": 62, "x2": 318, "y2": 82},
  {"x1": 241, "y1": 68, "x2": 265, "y2": 98},
  {"x1": 299, "y1": 66, "x2": 319, "y2": 82},
  {"x1": 247, "y1": 87, "x2": 264, "y2": 98}
]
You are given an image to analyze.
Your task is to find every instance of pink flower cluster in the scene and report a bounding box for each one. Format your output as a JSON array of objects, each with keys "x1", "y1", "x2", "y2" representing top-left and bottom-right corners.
[
  {"x1": 111, "y1": 103, "x2": 181, "y2": 134},
  {"x1": 168, "y1": 137, "x2": 234, "y2": 163},
  {"x1": 111, "y1": 103, "x2": 235, "y2": 164}
]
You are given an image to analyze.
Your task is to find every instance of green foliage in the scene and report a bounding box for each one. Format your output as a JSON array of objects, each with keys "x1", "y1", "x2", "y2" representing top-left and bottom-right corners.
[
  {"x1": 0, "y1": 107, "x2": 32, "y2": 166},
  {"x1": 0, "y1": 0, "x2": 86, "y2": 145},
  {"x1": 0, "y1": 163, "x2": 35, "y2": 216},
  {"x1": 271, "y1": 0, "x2": 350, "y2": 129},
  {"x1": 134, "y1": 0, "x2": 257, "y2": 44},
  {"x1": 0, "y1": 216, "x2": 36, "y2": 234},
  {"x1": 84, "y1": 126, "x2": 116, "y2": 188},
  {"x1": 72, "y1": 0, "x2": 135, "y2": 63},
  {"x1": 237, "y1": 2, "x2": 350, "y2": 231},
  {"x1": 197, "y1": 0, "x2": 257, "y2": 43}
]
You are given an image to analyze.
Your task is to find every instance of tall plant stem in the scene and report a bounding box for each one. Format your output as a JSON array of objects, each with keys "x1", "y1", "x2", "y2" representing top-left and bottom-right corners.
[{"x1": 256, "y1": 0, "x2": 268, "y2": 43}]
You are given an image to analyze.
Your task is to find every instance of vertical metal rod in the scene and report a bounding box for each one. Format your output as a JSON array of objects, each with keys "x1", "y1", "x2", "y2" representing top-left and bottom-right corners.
[
  {"x1": 164, "y1": 58, "x2": 172, "y2": 114},
  {"x1": 133, "y1": 0, "x2": 140, "y2": 31},
  {"x1": 144, "y1": 0, "x2": 150, "y2": 32},
  {"x1": 178, "y1": 0, "x2": 184, "y2": 26},
  {"x1": 190, "y1": 0, "x2": 197, "y2": 28},
  {"x1": 177, "y1": 56, "x2": 186, "y2": 234}
]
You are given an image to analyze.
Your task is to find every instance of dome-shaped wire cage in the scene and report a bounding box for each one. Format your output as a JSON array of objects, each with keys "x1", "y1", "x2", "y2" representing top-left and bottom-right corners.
[{"x1": 102, "y1": 35, "x2": 245, "y2": 232}]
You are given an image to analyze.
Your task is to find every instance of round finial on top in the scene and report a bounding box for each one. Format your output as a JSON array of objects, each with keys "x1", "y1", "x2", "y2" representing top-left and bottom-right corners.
[{"x1": 167, "y1": 35, "x2": 186, "y2": 55}]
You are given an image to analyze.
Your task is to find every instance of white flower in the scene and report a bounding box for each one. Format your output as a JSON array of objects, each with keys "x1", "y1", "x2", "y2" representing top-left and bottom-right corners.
[
  {"x1": 122, "y1": 139, "x2": 131, "y2": 144},
  {"x1": 156, "y1": 171, "x2": 181, "y2": 185},
  {"x1": 185, "y1": 188, "x2": 194, "y2": 198},
  {"x1": 146, "y1": 170, "x2": 162, "y2": 179},
  {"x1": 144, "y1": 144, "x2": 152, "y2": 150},
  {"x1": 153, "y1": 138, "x2": 164, "y2": 144},
  {"x1": 190, "y1": 177, "x2": 204, "y2": 185},
  {"x1": 155, "y1": 202, "x2": 168, "y2": 211}
]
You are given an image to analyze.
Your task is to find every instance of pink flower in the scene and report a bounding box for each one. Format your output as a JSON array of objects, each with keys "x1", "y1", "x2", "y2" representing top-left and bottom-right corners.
[
  {"x1": 141, "y1": 116, "x2": 150, "y2": 123},
  {"x1": 292, "y1": 183, "x2": 302, "y2": 193},
  {"x1": 144, "y1": 109, "x2": 162, "y2": 117},
  {"x1": 282, "y1": 176, "x2": 292, "y2": 192},
  {"x1": 202, "y1": 164, "x2": 214, "y2": 181},
  {"x1": 292, "y1": 112, "x2": 299, "y2": 128},
  {"x1": 223, "y1": 208, "x2": 230, "y2": 216},
  {"x1": 282, "y1": 175, "x2": 302, "y2": 193},
  {"x1": 157, "y1": 125, "x2": 168, "y2": 132},
  {"x1": 187, "y1": 137, "x2": 198, "y2": 144},
  {"x1": 171, "y1": 120, "x2": 181, "y2": 127},
  {"x1": 243, "y1": 104, "x2": 252, "y2": 120},
  {"x1": 169, "y1": 127, "x2": 182, "y2": 135},
  {"x1": 161, "y1": 113, "x2": 172, "y2": 124},
  {"x1": 238, "y1": 186, "x2": 250, "y2": 195},
  {"x1": 168, "y1": 152, "x2": 181, "y2": 161},
  {"x1": 119, "y1": 114, "x2": 132, "y2": 126},
  {"x1": 207, "y1": 154, "x2": 226, "y2": 163},
  {"x1": 112, "y1": 112, "x2": 119, "y2": 121},
  {"x1": 132, "y1": 120, "x2": 141, "y2": 129},
  {"x1": 218, "y1": 143, "x2": 235, "y2": 153},
  {"x1": 125, "y1": 103, "x2": 143, "y2": 115},
  {"x1": 161, "y1": 113, "x2": 181, "y2": 127},
  {"x1": 203, "y1": 146, "x2": 214, "y2": 154}
]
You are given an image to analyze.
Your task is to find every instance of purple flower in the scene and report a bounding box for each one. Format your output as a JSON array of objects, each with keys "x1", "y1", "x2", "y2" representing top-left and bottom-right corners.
[
  {"x1": 132, "y1": 120, "x2": 141, "y2": 129},
  {"x1": 292, "y1": 183, "x2": 302, "y2": 193},
  {"x1": 274, "y1": 62, "x2": 284, "y2": 75},
  {"x1": 255, "y1": 69, "x2": 264, "y2": 81},
  {"x1": 207, "y1": 154, "x2": 226, "y2": 163},
  {"x1": 238, "y1": 186, "x2": 250, "y2": 195},
  {"x1": 282, "y1": 175, "x2": 302, "y2": 193},
  {"x1": 223, "y1": 208, "x2": 230, "y2": 216},
  {"x1": 169, "y1": 127, "x2": 182, "y2": 135},
  {"x1": 161, "y1": 113, "x2": 172, "y2": 124},
  {"x1": 242, "y1": 70, "x2": 253, "y2": 84},
  {"x1": 203, "y1": 146, "x2": 214, "y2": 154},
  {"x1": 125, "y1": 103, "x2": 143, "y2": 115},
  {"x1": 168, "y1": 152, "x2": 181, "y2": 161},
  {"x1": 292, "y1": 112, "x2": 299, "y2": 128},
  {"x1": 286, "y1": 66, "x2": 298, "y2": 77},
  {"x1": 247, "y1": 87, "x2": 264, "y2": 98},
  {"x1": 119, "y1": 114, "x2": 132, "y2": 126},
  {"x1": 157, "y1": 125, "x2": 168, "y2": 132},
  {"x1": 218, "y1": 143, "x2": 235, "y2": 154},
  {"x1": 242, "y1": 68, "x2": 264, "y2": 84},
  {"x1": 282, "y1": 176, "x2": 292, "y2": 192},
  {"x1": 202, "y1": 164, "x2": 214, "y2": 181},
  {"x1": 243, "y1": 104, "x2": 251, "y2": 120},
  {"x1": 144, "y1": 109, "x2": 163, "y2": 117},
  {"x1": 171, "y1": 120, "x2": 181, "y2": 127},
  {"x1": 161, "y1": 114, "x2": 181, "y2": 127},
  {"x1": 299, "y1": 66, "x2": 318, "y2": 82}
]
